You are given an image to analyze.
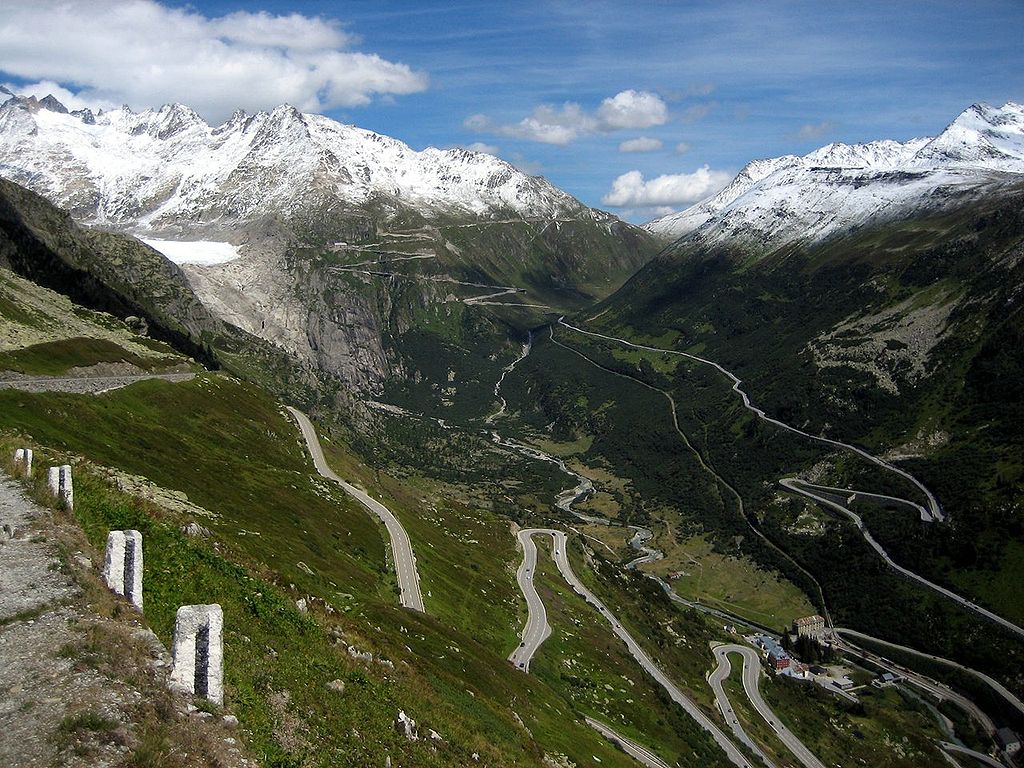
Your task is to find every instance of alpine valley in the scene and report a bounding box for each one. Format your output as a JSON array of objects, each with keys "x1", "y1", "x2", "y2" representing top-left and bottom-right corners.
[{"x1": 1, "y1": 85, "x2": 1023, "y2": 768}]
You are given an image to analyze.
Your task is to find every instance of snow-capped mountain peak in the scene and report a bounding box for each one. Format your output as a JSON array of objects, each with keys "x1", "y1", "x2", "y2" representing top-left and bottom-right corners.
[
  {"x1": 645, "y1": 102, "x2": 1024, "y2": 245},
  {"x1": 0, "y1": 92, "x2": 589, "y2": 233}
]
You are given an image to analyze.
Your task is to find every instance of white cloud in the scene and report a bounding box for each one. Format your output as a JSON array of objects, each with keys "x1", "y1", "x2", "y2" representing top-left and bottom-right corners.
[
  {"x1": 618, "y1": 137, "x2": 663, "y2": 153},
  {"x1": 794, "y1": 120, "x2": 835, "y2": 140},
  {"x1": 675, "y1": 142, "x2": 692, "y2": 154},
  {"x1": 602, "y1": 166, "x2": 732, "y2": 207},
  {"x1": 467, "y1": 89, "x2": 668, "y2": 145},
  {"x1": 0, "y1": 1, "x2": 428, "y2": 122},
  {"x1": 459, "y1": 141, "x2": 500, "y2": 155},
  {"x1": 596, "y1": 90, "x2": 668, "y2": 130},
  {"x1": 1, "y1": 80, "x2": 116, "y2": 113},
  {"x1": 496, "y1": 103, "x2": 596, "y2": 145}
]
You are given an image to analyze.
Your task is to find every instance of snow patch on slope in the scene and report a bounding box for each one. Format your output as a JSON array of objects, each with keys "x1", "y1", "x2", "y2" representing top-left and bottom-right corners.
[{"x1": 140, "y1": 239, "x2": 241, "y2": 265}]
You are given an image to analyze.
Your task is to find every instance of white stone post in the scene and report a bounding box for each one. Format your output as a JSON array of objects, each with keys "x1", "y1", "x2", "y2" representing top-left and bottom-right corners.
[
  {"x1": 13, "y1": 448, "x2": 33, "y2": 477},
  {"x1": 170, "y1": 604, "x2": 224, "y2": 706},
  {"x1": 47, "y1": 465, "x2": 73, "y2": 509},
  {"x1": 103, "y1": 530, "x2": 143, "y2": 611},
  {"x1": 59, "y1": 465, "x2": 73, "y2": 510}
]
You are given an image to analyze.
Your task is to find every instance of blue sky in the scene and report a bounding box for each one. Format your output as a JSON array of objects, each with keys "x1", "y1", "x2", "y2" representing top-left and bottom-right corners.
[{"x1": 2, "y1": 1, "x2": 1022, "y2": 221}]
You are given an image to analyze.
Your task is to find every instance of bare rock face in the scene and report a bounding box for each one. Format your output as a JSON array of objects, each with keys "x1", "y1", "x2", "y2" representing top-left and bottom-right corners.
[
  {"x1": 178, "y1": 246, "x2": 392, "y2": 394},
  {"x1": 170, "y1": 604, "x2": 224, "y2": 706}
]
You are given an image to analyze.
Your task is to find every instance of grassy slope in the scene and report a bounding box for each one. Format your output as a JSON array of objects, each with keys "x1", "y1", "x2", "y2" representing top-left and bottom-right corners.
[
  {"x1": 0, "y1": 375, "x2": 652, "y2": 767},
  {"x1": 0, "y1": 336, "x2": 180, "y2": 375},
  {"x1": 0, "y1": 277, "x2": 641, "y2": 765}
]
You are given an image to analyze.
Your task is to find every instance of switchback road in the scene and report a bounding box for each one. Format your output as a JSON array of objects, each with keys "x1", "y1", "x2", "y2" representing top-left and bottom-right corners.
[
  {"x1": 510, "y1": 528, "x2": 756, "y2": 768},
  {"x1": 710, "y1": 644, "x2": 826, "y2": 768},
  {"x1": 782, "y1": 479, "x2": 1024, "y2": 640},
  {"x1": 508, "y1": 528, "x2": 552, "y2": 672},
  {"x1": 286, "y1": 406, "x2": 425, "y2": 612},
  {"x1": 558, "y1": 320, "x2": 942, "y2": 521},
  {"x1": 708, "y1": 646, "x2": 777, "y2": 768},
  {"x1": 557, "y1": 321, "x2": 1024, "y2": 641}
]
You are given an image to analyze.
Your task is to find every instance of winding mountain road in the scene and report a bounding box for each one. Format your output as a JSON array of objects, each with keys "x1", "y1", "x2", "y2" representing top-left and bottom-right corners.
[
  {"x1": 708, "y1": 646, "x2": 777, "y2": 768},
  {"x1": 508, "y1": 528, "x2": 553, "y2": 672},
  {"x1": 938, "y1": 741, "x2": 1007, "y2": 768},
  {"x1": 710, "y1": 645, "x2": 826, "y2": 768},
  {"x1": 836, "y1": 628, "x2": 1024, "y2": 720},
  {"x1": 559, "y1": 319, "x2": 943, "y2": 521},
  {"x1": 556, "y1": 321, "x2": 1024, "y2": 641},
  {"x1": 585, "y1": 717, "x2": 673, "y2": 768},
  {"x1": 286, "y1": 406, "x2": 425, "y2": 612},
  {"x1": 510, "y1": 528, "x2": 757, "y2": 768},
  {"x1": 782, "y1": 479, "x2": 1024, "y2": 640}
]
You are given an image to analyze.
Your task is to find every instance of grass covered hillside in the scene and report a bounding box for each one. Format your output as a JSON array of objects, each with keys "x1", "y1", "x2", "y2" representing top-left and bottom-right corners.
[
  {"x1": 503, "y1": 185, "x2": 1024, "y2": 707},
  {"x1": 1, "y1": 230, "x2": 953, "y2": 766}
]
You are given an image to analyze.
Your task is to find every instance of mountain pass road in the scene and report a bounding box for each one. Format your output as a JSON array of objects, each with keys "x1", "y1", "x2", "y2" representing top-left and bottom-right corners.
[
  {"x1": 710, "y1": 644, "x2": 826, "y2": 768},
  {"x1": 511, "y1": 528, "x2": 756, "y2": 768},
  {"x1": 287, "y1": 406, "x2": 425, "y2": 612}
]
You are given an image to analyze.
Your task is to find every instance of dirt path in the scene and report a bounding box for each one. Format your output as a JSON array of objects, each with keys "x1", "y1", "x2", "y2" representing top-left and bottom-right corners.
[
  {"x1": 0, "y1": 474, "x2": 250, "y2": 767},
  {"x1": 0, "y1": 477, "x2": 140, "y2": 767},
  {"x1": 0, "y1": 371, "x2": 194, "y2": 394}
]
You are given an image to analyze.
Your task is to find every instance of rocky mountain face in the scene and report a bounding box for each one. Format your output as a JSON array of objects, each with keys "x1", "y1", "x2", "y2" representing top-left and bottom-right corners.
[
  {"x1": 0, "y1": 92, "x2": 657, "y2": 403},
  {"x1": 0, "y1": 177, "x2": 331, "y2": 410},
  {"x1": 645, "y1": 102, "x2": 1024, "y2": 248}
]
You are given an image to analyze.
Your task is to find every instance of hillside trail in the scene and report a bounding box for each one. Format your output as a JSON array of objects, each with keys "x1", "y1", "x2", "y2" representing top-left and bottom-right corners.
[{"x1": 0, "y1": 474, "x2": 249, "y2": 767}]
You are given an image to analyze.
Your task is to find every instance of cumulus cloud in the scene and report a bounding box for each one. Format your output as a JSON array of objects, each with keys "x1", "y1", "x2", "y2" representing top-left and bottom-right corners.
[
  {"x1": 458, "y1": 141, "x2": 500, "y2": 155},
  {"x1": 466, "y1": 89, "x2": 668, "y2": 145},
  {"x1": 1, "y1": 80, "x2": 116, "y2": 113},
  {"x1": 619, "y1": 137, "x2": 663, "y2": 153},
  {"x1": 794, "y1": 120, "x2": 836, "y2": 140},
  {"x1": 675, "y1": 142, "x2": 692, "y2": 154},
  {"x1": 499, "y1": 103, "x2": 596, "y2": 145},
  {"x1": 596, "y1": 90, "x2": 668, "y2": 130},
  {"x1": 0, "y1": 1, "x2": 428, "y2": 122},
  {"x1": 602, "y1": 166, "x2": 732, "y2": 207}
]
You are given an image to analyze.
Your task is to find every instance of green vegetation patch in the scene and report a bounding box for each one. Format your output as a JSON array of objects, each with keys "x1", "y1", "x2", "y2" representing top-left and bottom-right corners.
[{"x1": 0, "y1": 336, "x2": 176, "y2": 376}]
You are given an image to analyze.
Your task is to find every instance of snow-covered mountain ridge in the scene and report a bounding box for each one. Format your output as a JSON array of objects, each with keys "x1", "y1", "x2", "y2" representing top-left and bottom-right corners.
[
  {"x1": 0, "y1": 93, "x2": 591, "y2": 232},
  {"x1": 645, "y1": 102, "x2": 1024, "y2": 246}
]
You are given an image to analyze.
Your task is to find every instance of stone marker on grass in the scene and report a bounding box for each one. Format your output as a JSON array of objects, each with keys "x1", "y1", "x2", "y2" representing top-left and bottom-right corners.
[
  {"x1": 13, "y1": 448, "x2": 33, "y2": 477},
  {"x1": 170, "y1": 604, "x2": 224, "y2": 706},
  {"x1": 103, "y1": 530, "x2": 144, "y2": 611},
  {"x1": 47, "y1": 465, "x2": 73, "y2": 509}
]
